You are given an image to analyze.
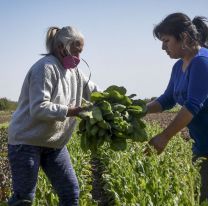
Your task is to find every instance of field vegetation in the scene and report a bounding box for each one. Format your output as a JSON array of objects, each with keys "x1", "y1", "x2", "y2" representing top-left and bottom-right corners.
[
  {"x1": 0, "y1": 118, "x2": 203, "y2": 205},
  {"x1": 0, "y1": 94, "x2": 205, "y2": 205}
]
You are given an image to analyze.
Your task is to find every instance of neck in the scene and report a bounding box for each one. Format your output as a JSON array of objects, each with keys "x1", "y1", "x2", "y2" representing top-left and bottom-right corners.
[
  {"x1": 182, "y1": 45, "x2": 201, "y2": 71},
  {"x1": 53, "y1": 49, "x2": 64, "y2": 66}
]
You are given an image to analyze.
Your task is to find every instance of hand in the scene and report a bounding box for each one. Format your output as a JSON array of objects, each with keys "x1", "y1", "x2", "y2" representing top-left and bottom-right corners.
[
  {"x1": 67, "y1": 107, "x2": 83, "y2": 116},
  {"x1": 147, "y1": 133, "x2": 171, "y2": 155}
]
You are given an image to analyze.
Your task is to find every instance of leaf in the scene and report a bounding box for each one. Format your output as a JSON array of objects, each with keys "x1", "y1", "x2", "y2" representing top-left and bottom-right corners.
[
  {"x1": 112, "y1": 104, "x2": 126, "y2": 112},
  {"x1": 131, "y1": 129, "x2": 148, "y2": 142},
  {"x1": 127, "y1": 109, "x2": 142, "y2": 116},
  {"x1": 80, "y1": 133, "x2": 90, "y2": 152},
  {"x1": 132, "y1": 99, "x2": 146, "y2": 107},
  {"x1": 98, "y1": 120, "x2": 110, "y2": 130},
  {"x1": 103, "y1": 112, "x2": 114, "y2": 120},
  {"x1": 78, "y1": 111, "x2": 93, "y2": 119},
  {"x1": 108, "y1": 90, "x2": 123, "y2": 103},
  {"x1": 110, "y1": 137, "x2": 127, "y2": 151},
  {"x1": 128, "y1": 94, "x2": 137, "y2": 99},
  {"x1": 90, "y1": 125, "x2": 99, "y2": 136},
  {"x1": 105, "y1": 85, "x2": 127, "y2": 95},
  {"x1": 91, "y1": 92, "x2": 107, "y2": 102},
  {"x1": 120, "y1": 96, "x2": 132, "y2": 106},
  {"x1": 128, "y1": 105, "x2": 143, "y2": 112},
  {"x1": 79, "y1": 119, "x2": 86, "y2": 132},
  {"x1": 99, "y1": 100, "x2": 112, "y2": 112},
  {"x1": 92, "y1": 106, "x2": 103, "y2": 121}
]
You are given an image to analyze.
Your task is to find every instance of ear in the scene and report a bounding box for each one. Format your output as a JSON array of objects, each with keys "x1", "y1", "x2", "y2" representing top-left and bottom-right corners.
[{"x1": 180, "y1": 32, "x2": 188, "y2": 42}]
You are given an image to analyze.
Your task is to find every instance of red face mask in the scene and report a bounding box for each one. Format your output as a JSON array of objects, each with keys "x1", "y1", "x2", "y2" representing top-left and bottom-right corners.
[{"x1": 63, "y1": 54, "x2": 80, "y2": 69}]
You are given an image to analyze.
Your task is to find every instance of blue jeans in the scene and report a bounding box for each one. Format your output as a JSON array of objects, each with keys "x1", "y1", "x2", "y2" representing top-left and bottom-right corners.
[{"x1": 8, "y1": 144, "x2": 79, "y2": 206}]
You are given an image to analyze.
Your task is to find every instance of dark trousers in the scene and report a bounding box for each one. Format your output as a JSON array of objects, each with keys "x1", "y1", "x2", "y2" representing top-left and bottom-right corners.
[
  {"x1": 8, "y1": 144, "x2": 79, "y2": 206},
  {"x1": 193, "y1": 155, "x2": 208, "y2": 203}
]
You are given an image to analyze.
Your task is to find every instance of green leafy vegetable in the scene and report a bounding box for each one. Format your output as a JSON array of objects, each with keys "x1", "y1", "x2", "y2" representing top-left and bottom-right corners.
[{"x1": 77, "y1": 85, "x2": 148, "y2": 153}]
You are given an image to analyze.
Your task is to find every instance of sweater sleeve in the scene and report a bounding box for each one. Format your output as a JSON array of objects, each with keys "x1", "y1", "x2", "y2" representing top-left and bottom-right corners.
[
  {"x1": 29, "y1": 64, "x2": 68, "y2": 121},
  {"x1": 184, "y1": 57, "x2": 208, "y2": 115},
  {"x1": 156, "y1": 66, "x2": 176, "y2": 110}
]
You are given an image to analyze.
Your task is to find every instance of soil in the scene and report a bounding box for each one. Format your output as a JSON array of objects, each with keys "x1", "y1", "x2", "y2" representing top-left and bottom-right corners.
[
  {"x1": 143, "y1": 112, "x2": 190, "y2": 140},
  {"x1": 91, "y1": 157, "x2": 110, "y2": 206}
]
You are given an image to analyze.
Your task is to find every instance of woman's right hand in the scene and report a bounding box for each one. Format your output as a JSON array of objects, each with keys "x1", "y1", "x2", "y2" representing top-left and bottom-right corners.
[
  {"x1": 148, "y1": 133, "x2": 170, "y2": 154},
  {"x1": 67, "y1": 107, "x2": 83, "y2": 116},
  {"x1": 67, "y1": 105, "x2": 93, "y2": 117}
]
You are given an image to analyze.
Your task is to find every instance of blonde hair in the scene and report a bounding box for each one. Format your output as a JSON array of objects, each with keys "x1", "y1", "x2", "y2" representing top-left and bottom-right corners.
[{"x1": 45, "y1": 26, "x2": 84, "y2": 54}]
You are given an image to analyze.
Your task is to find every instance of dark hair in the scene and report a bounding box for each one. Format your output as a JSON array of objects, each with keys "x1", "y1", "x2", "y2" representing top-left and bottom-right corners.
[{"x1": 153, "y1": 12, "x2": 208, "y2": 48}]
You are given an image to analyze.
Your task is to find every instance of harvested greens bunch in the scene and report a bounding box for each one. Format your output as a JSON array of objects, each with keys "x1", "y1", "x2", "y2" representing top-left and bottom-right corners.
[{"x1": 77, "y1": 85, "x2": 148, "y2": 153}]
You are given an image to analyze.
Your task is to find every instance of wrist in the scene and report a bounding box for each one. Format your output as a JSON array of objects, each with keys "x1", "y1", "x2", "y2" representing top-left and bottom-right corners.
[{"x1": 160, "y1": 130, "x2": 173, "y2": 141}]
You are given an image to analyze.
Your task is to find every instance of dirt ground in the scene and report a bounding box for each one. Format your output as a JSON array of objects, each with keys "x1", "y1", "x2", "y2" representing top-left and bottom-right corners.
[{"x1": 143, "y1": 112, "x2": 190, "y2": 140}]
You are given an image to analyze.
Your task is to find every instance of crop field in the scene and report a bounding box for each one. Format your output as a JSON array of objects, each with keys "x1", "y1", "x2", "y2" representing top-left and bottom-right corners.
[
  {"x1": 0, "y1": 111, "x2": 11, "y2": 124},
  {"x1": 0, "y1": 112, "x2": 205, "y2": 206}
]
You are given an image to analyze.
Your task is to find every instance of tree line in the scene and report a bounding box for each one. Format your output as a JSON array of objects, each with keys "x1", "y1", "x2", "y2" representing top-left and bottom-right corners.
[{"x1": 0, "y1": 98, "x2": 17, "y2": 111}]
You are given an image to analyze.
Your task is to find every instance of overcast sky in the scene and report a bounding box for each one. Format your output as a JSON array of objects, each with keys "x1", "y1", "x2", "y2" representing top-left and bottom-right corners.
[{"x1": 1, "y1": 0, "x2": 208, "y2": 101}]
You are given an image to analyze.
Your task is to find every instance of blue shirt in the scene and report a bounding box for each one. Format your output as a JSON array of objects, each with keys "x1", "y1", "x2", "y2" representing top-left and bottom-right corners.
[{"x1": 157, "y1": 47, "x2": 208, "y2": 156}]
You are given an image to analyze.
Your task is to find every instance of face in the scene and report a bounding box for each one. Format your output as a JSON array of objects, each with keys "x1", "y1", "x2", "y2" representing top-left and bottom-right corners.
[
  {"x1": 160, "y1": 35, "x2": 183, "y2": 59},
  {"x1": 55, "y1": 38, "x2": 84, "y2": 64}
]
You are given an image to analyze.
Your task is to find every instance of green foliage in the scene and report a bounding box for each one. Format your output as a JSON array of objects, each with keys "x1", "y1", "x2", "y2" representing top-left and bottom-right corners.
[
  {"x1": 0, "y1": 122, "x2": 202, "y2": 206},
  {"x1": 78, "y1": 85, "x2": 148, "y2": 153},
  {"x1": 0, "y1": 126, "x2": 11, "y2": 203},
  {"x1": 0, "y1": 122, "x2": 9, "y2": 129},
  {"x1": 95, "y1": 122, "x2": 201, "y2": 206},
  {"x1": 0, "y1": 97, "x2": 17, "y2": 111},
  {"x1": 34, "y1": 170, "x2": 59, "y2": 206}
]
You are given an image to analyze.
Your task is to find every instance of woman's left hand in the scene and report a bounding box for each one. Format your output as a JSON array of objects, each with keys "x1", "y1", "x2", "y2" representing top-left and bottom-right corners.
[{"x1": 148, "y1": 133, "x2": 171, "y2": 154}]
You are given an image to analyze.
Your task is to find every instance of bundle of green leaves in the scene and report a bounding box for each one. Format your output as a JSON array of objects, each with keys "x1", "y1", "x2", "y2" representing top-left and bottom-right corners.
[{"x1": 77, "y1": 85, "x2": 148, "y2": 153}]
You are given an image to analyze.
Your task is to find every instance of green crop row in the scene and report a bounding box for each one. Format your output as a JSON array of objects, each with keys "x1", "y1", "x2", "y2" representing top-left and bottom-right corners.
[
  {"x1": 93, "y1": 122, "x2": 201, "y2": 206},
  {"x1": 0, "y1": 122, "x2": 204, "y2": 206}
]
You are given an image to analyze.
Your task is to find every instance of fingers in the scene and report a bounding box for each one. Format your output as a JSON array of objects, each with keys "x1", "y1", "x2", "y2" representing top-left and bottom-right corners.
[{"x1": 144, "y1": 139, "x2": 164, "y2": 156}]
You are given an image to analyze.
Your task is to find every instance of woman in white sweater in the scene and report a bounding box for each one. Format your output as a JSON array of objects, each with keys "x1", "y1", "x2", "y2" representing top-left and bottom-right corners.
[{"x1": 7, "y1": 26, "x2": 99, "y2": 206}]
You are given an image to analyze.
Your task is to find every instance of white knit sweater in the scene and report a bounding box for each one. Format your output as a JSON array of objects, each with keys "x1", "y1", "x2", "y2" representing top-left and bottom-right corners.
[{"x1": 8, "y1": 55, "x2": 99, "y2": 148}]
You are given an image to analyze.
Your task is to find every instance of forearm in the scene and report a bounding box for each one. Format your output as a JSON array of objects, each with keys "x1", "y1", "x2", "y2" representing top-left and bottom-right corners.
[
  {"x1": 161, "y1": 106, "x2": 193, "y2": 139},
  {"x1": 30, "y1": 101, "x2": 68, "y2": 121},
  {"x1": 147, "y1": 100, "x2": 163, "y2": 114}
]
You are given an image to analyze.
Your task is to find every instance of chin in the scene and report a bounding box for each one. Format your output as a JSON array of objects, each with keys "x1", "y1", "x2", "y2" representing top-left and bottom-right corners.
[{"x1": 168, "y1": 54, "x2": 178, "y2": 59}]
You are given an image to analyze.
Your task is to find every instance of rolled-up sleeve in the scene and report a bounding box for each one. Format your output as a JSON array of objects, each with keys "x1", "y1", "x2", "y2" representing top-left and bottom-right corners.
[{"x1": 184, "y1": 57, "x2": 208, "y2": 116}]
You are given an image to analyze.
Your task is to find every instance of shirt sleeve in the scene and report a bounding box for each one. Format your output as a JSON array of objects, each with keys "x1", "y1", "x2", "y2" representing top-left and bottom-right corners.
[
  {"x1": 29, "y1": 64, "x2": 68, "y2": 121},
  {"x1": 157, "y1": 66, "x2": 176, "y2": 110},
  {"x1": 184, "y1": 57, "x2": 208, "y2": 116}
]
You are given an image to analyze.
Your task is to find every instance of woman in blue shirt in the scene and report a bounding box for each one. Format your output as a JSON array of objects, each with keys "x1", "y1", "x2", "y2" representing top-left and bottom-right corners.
[{"x1": 147, "y1": 12, "x2": 208, "y2": 202}]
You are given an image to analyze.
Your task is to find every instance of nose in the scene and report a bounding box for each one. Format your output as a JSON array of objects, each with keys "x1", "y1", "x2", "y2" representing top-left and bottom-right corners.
[{"x1": 70, "y1": 47, "x2": 82, "y2": 56}]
